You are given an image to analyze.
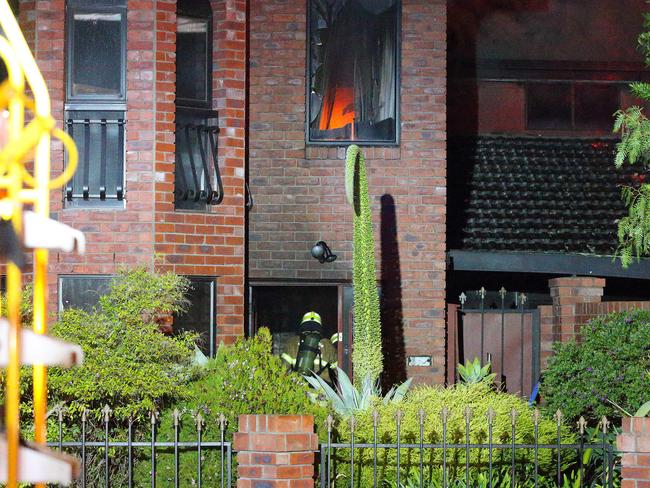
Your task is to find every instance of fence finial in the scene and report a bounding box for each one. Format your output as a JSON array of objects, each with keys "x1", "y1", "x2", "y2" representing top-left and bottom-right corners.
[
  {"x1": 82, "y1": 408, "x2": 87, "y2": 422},
  {"x1": 478, "y1": 287, "x2": 486, "y2": 299},
  {"x1": 510, "y1": 408, "x2": 518, "y2": 426},
  {"x1": 195, "y1": 411, "x2": 204, "y2": 431},
  {"x1": 172, "y1": 408, "x2": 181, "y2": 427},
  {"x1": 441, "y1": 406, "x2": 450, "y2": 423},
  {"x1": 372, "y1": 410, "x2": 379, "y2": 427},
  {"x1": 519, "y1": 292, "x2": 527, "y2": 305},
  {"x1": 600, "y1": 416, "x2": 610, "y2": 434},
  {"x1": 499, "y1": 287, "x2": 507, "y2": 298},
  {"x1": 577, "y1": 416, "x2": 587, "y2": 435},
  {"x1": 218, "y1": 413, "x2": 227, "y2": 430},
  {"x1": 102, "y1": 404, "x2": 112, "y2": 422},
  {"x1": 418, "y1": 408, "x2": 425, "y2": 424},
  {"x1": 486, "y1": 406, "x2": 496, "y2": 424},
  {"x1": 459, "y1": 292, "x2": 467, "y2": 308},
  {"x1": 151, "y1": 409, "x2": 159, "y2": 425},
  {"x1": 554, "y1": 410, "x2": 563, "y2": 426},
  {"x1": 326, "y1": 414, "x2": 334, "y2": 433},
  {"x1": 464, "y1": 406, "x2": 472, "y2": 422},
  {"x1": 349, "y1": 415, "x2": 356, "y2": 434}
]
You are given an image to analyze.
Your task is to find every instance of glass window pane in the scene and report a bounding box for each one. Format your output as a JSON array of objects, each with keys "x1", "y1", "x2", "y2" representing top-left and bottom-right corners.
[
  {"x1": 176, "y1": 16, "x2": 209, "y2": 104},
  {"x1": 71, "y1": 12, "x2": 123, "y2": 97},
  {"x1": 174, "y1": 278, "x2": 215, "y2": 356},
  {"x1": 574, "y1": 84, "x2": 620, "y2": 130},
  {"x1": 60, "y1": 275, "x2": 112, "y2": 312},
  {"x1": 308, "y1": 0, "x2": 399, "y2": 144},
  {"x1": 526, "y1": 83, "x2": 572, "y2": 130}
]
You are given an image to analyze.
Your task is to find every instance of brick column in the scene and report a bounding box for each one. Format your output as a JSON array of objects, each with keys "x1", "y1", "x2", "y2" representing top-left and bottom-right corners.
[
  {"x1": 617, "y1": 417, "x2": 650, "y2": 488},
  {"x1": 549, "y1": 277, "x2": 605, "y2": 342},
  {"x1": 233, "y1": 415, "x2": 317, "y2": 488}
]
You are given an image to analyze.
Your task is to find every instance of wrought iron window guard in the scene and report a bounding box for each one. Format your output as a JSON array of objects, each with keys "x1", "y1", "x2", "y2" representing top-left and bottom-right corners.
[
  {"x1": 64, "y1": 116, "x2": 125, "y2": 205},
  {"x1": 174, "y1": 120, "x2": 223, "y2": 209}
]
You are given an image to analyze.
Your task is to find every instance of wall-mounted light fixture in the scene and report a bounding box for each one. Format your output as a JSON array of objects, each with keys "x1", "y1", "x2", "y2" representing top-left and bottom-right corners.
[{"x1": 311, "y1": 241, "x2": 337, "y2": 263}]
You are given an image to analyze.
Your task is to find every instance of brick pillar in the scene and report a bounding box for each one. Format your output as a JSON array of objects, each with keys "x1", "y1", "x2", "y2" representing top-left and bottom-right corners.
[
  {"x1": 233, "y1": 415, "x2": 318, "y2": 487},
  {"x1": 617, "y1": 417, "x2": 650, "y2": 488},
  {"x1": 548, "y1": 277, "x2": 605, "y2": 343}
]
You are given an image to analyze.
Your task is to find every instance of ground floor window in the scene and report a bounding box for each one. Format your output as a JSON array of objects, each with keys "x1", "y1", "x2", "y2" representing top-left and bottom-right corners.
[
  {"x1": 58, "y1": 275, "x2": 112, "y2": 312},
  {"x1": 174, "y1": 277, "x2": 216, "y2": 357}
]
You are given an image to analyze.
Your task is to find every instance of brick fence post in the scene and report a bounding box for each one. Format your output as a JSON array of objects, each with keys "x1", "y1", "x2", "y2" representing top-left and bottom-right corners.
[
  {"x1": 548, "y1": 277, "x2": 605, "y2": 343},
  {"x1": 616, "y1": 417, "x2": 650, "y2": 488},
  {"x1": 233, "y1": 414, "x2": 318, "y2": 487}
]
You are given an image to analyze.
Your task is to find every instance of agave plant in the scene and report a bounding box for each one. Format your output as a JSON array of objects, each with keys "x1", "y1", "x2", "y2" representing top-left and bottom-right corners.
[
  {"x1": 304, "y1": 367, "x2": 412, "y2": 416},
  {"x1": 457, "y1": 358, "x2": 496, "y2": 385}
]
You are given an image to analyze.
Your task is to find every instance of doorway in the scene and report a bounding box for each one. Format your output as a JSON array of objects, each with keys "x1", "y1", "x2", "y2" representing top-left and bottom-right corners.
[{"x1": 249, "y1": 282, "x2": 353, "y2": 376}]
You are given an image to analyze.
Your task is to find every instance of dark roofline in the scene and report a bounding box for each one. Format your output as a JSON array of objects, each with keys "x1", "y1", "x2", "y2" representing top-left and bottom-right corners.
[{"x1": 448, "y1": 250, "x2": 650, "y2": 280}]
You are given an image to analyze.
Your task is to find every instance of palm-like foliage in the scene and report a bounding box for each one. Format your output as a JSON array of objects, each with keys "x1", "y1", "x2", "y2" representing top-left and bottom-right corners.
[
  {"x1": 304, "y1": 367, "x2": 412, "y2": 416},
  {"x1": 457, "y1": 358, "x2": 495, "y2": 385}
]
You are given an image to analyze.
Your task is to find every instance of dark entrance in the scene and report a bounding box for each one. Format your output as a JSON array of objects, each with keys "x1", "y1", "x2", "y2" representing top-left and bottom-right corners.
[{"x1": 249, "y1": 283, "x2": 354, "y2": 376}]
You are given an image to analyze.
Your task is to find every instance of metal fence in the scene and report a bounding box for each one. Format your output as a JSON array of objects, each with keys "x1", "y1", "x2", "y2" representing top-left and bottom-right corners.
[
  {"x1": 45, "y1": 406, "x2": 620, "y2": 488},
  {"x1": 320, "y1": 409, "x2": 619, "y2": 488},
  {"x1": 47, "y1": 407, "x2": 232, "y2": 488}
]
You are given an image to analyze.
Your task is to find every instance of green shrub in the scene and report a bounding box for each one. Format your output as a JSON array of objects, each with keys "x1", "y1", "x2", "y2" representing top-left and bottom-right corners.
[
  {"x1": 345, "y1": 144, "x2": 383, "y2": 386},
  {"x1": 329, "y1": 382, "x2": 574, "y2": 487},
  {"x1": 143, "y1": 328, "x2": 328, "y2": 486},
  {"x1": 541, "y1": 310, "x2": 650, "y2": 424},
  {"x1": 1, "y1": 268, "x2": 197, "y2": 487}
]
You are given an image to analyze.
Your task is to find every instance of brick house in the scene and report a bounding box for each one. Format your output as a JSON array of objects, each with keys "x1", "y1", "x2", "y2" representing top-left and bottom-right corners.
[{"x1": 5, "y1": 0, "x2": 649, "y2": 387}]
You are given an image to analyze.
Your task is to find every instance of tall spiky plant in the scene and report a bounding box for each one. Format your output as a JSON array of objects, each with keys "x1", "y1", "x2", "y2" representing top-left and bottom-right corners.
[
  {"x1": 345, "y1": 145, "x2": 383, "y2": 385},
  {"x1": 613, "y1": 12, "x2": 650, "y2": 267}
]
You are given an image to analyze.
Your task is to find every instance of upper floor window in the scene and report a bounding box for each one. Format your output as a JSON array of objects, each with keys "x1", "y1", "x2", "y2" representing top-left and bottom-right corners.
[
  {"x1": 526, "y1": 82, "x2": 621, "y2": 132},
  {"x1": 307, "y1": 0, "x2": 400, "y2": 145},
  {"x1": 64, "y1": 0, "x2": 126, "y2": 208},
  {"x1": 174, "y1": 0, "x2": 223, "y2": 211}
]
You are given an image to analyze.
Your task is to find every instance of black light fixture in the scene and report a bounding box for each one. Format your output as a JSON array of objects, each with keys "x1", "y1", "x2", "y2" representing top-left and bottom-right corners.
[{"x1": 311, "y1": 241, "x2": 337, "y2": 263}]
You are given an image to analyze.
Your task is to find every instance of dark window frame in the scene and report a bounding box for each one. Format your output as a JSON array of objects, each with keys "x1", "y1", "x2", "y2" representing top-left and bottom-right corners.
[
  {"x1": 305, "y1": 0, "x2": 402, "y2": 147},
  {"x1": 174, "y1": 0, "x2": 222, "y2": 212},
  {"x1": 58, "y1": 274, "x2": 113, "y2": 313},
  {"x1": 175, "y1": 9, "x2": 213, "y2": 109},
  {"x1": 174, "y1": 276, "x2": 217, "y2": 357},
  {"x1": 65, "y1": 4, "x2": 127, "y2": 104},
  {"x1": 64, "y1": 0, "x2": 127, "y2": 208},
  {"x1": 525, "y1": 80, "x2": 622, "y2": 132}
]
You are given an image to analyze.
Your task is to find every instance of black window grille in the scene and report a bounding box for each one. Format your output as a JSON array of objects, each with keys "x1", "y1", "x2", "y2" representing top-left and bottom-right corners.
[
  {"x1": 174, "y1": 112, "x2": 223, "y2": 210},
  {"x1": 64, "y1": 0, "x2": 127, "y2": 207},
  {"x1": 65, "y1": 110, "x2": 125, "y2": 206},
  {"x1": 307, "y1": 0, "x2": 400, "y2": 145}
]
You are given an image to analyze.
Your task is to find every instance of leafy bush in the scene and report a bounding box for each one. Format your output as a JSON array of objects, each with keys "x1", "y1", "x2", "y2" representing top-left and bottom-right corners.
[
  {"x1": 541, "y1": 310, "x2": 650, "y2": 423},
  {"x1": 143, "y1": 328, "x2": 328, "y2": 485},
  {"x1": 330, "y1": 382, "x2": 574, "y2": 487}
]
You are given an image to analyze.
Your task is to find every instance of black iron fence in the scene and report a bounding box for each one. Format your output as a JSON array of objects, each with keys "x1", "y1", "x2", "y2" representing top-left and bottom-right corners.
[
  {"x1": 45, "y1": 406, "x2": 620, "y2": 488},
  {"x1": 320, "y1": 409, "x2": 619, "y2": 488},
  {"x1": 47, "y1": 407, "x2": 232, "y2": 488}
]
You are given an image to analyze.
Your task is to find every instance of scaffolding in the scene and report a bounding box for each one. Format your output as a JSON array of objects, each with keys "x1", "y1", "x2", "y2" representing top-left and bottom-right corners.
[{"x1": 0, "y1": 0, "x2": 85, "y2": 485}]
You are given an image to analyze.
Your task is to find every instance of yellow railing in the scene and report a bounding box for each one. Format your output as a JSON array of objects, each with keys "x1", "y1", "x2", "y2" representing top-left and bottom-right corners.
[{"x1": 0, "y1": 1, "x2": 79, "y2": 486}]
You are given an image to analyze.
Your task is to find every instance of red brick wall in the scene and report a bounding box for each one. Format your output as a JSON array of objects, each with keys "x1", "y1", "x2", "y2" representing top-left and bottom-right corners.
[
  {"x1": 153, "y1": 0, "x2": 247, "y2": 345},
  {"x1": 24, "y1": 0, "x2": 247, "y2": 347},
  {"x1": 233, "y1": 415, "x2": 317, "y2": 488},
  {"x1": 248, "y1": 0, "x2": 447, "y2": 384},
  {"x1": 617, "y1": 417, "x2": 650, "y2": 488}
]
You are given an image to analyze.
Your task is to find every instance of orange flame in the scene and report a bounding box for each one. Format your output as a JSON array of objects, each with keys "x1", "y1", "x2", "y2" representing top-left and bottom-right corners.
[{"x1": 320, "y1": 86, "x2": 355, "y2": 131}]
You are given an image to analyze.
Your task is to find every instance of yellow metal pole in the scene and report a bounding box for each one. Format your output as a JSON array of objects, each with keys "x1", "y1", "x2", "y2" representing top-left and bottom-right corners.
[
  {"x1": 0, "y1": 33, "x2": 25, "y2": 488},
  {"x1": 0, "y1": 3, "x2": 53, "y2": 485}
]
